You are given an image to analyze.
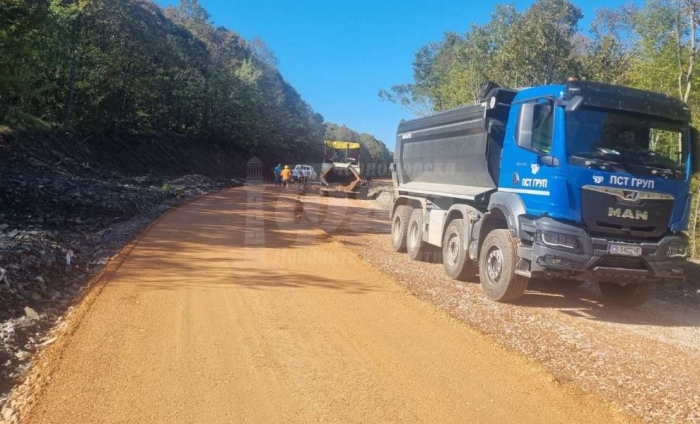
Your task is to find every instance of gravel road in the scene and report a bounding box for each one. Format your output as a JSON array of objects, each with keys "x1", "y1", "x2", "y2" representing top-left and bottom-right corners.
[
  {"x1": 2, "y1": 186, "x2": 631, "y2": 423},
  {"x1": 307, "y1": 185, "x2": 700, "y2": 423}
]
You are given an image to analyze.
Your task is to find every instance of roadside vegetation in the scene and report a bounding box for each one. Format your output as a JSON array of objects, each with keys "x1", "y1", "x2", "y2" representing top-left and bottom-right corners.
[{"x1": 0, "y1": 0, "x2": 391, "y2": 167}]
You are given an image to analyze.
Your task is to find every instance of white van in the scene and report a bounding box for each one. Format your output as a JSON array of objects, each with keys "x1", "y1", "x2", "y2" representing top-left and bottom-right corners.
[{"x1": 292, "y1": 164, "x2": 317, "y2": 181}]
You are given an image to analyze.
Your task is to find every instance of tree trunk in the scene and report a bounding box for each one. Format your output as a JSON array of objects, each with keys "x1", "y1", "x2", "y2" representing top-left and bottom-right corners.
[
  {"x1": 62, "y1": 11, "x2": 80, "y2": 127},
  {"x1": 676, "y1": 0, "x2": 699, "y2": 103}
]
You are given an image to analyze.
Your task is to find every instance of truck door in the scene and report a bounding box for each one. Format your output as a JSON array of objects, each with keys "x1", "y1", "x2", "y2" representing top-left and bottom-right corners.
[{"x1": 499, "y1": 100, "x2": 560, "y2": 216}]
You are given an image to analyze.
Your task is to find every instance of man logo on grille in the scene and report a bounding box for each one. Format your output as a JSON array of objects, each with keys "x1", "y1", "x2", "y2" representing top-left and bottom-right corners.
[{"x1": 608, "y1": 208, "x2": 648, "y2": 220}]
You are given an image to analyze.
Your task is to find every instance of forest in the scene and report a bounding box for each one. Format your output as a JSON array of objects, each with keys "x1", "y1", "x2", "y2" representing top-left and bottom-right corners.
[
  {"x1": 380, "y1": 0, "x2": 700, "y2": 116},
  {"x1": 0, "y1": 0, "x2": 392, "y2": 165}
]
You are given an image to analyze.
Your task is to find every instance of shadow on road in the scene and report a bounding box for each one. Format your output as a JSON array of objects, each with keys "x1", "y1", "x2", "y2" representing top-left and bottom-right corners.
[
  {"x1": 507, "y1": 279, "x2": 700, "y2": 328},
  {"x1": 112, "y1": 186, "x2": 387, "y2": 295}
]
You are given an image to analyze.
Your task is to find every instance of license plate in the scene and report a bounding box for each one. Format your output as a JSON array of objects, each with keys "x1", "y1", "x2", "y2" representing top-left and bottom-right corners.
[{"x1": 608, "y1": 243, "x2": 642, "y2": 257}]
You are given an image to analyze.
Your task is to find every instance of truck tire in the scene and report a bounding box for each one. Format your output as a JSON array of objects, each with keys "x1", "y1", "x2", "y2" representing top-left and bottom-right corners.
[
  {"x1": 406, "y1": 209, "x2": 440, "y2": 262},
  {"x1": 391, "y1": 205, "x2": 412, "y2": 252},
  {"x1": 442, "y1": 219, "x2": 475, "y2": 280},
  {"x1": 598, "y1": 282, "x2": 653, "y2": 307},
  {"x1": 478, "y1": 229, "x2": 527, "y2": 302}
]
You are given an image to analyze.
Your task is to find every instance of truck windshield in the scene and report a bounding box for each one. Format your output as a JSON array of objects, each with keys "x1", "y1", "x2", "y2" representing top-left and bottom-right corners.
[{"x1": 565, "y1": 107, "x2": 687, "y2": 178}]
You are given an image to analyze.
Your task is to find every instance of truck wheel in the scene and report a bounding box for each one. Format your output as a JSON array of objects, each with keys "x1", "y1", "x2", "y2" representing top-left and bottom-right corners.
[
  {"x1": 391, "y1": 205, "x2": 412, "y2": 252},
  {"x1": 406, "y1": 209, "x2": 439, "y2": 262},
  {"x1": 442, "y1": 219, "x2": 474, "y2": 280},
  {"x1": 478, "y1": 229, "x2": 527, "y2": 302},
  {"x1": 598, "y1": 282, "x2": 653, "y2": 307}
]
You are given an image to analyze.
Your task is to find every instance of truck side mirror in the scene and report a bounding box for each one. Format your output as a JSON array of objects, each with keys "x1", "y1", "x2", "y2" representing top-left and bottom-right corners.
[
  {"x1": 541, "y1": 155, "x2": 560, "y2": 167},
  {"x1": 516, "y1": 103, "x2": 535, "y2": 150},
  {"x1": 566, "y1": 95, "x2": 583, "y2": 112},
  {"x1": 692, "y1": 127, "x2": 700, "y2": 174}
]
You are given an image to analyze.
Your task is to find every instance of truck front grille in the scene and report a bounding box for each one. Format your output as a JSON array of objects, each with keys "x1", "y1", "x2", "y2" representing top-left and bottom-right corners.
[{"x1": 581, "y1": 186, "x2": 672, "y2": 239}]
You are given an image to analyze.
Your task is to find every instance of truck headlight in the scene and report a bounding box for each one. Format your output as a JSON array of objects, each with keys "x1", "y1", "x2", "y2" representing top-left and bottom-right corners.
[
  {"x1": 536, "y1": 230, "x2": 581, "y2": 253},
  {"x1": 667, "y1": 243, "x2": 688, "y2": 258}
]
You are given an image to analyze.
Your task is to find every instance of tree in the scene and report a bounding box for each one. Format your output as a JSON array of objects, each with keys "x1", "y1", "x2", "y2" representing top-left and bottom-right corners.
[
  {"x1": 500, "y1": 0, "x2": 583, "y2": 85},
  {"x1": 0, "y1": 0, "x2": 53, "y2": 124},
  {"x1": 324, "y1": 123, "x2": 392, "y2": 166},
  {"x1": 380, "y1": 0, "x2": 583, "y2": 113},
  {"x1": 578, "y1": 8, "x2": 633, "y2": 84},
  {"x1": 0, "y1": 0, "x2": 331, "y2": 166}
]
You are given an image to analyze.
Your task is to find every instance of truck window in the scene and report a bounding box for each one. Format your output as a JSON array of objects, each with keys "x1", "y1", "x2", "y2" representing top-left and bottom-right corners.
[
  {"x1": 532, "y1": 104, "x2": 553, "y2": 154},
  {"x1": 565, "y1": 107, "x2": 687, "y2": 176}
]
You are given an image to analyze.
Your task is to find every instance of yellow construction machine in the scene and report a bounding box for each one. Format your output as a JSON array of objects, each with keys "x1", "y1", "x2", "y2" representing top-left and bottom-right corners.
[{"x1": 320, "y1": 140, "x2": 369, "y2": 198}]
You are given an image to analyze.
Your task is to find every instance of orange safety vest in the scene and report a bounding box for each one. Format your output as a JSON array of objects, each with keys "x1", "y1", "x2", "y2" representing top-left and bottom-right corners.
[{"x1": 281, "y1": 169, "x2": 291, "y2": 180}]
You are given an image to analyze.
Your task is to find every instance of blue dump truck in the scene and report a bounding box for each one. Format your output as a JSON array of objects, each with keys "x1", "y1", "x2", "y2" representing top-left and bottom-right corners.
[{"x1": 390, "y1": 80, "x2": 699, "y2": 307}]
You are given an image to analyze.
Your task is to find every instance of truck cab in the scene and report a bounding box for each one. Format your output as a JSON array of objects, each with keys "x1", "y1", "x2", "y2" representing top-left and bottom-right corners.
[{"x1": 390, "y1": 80, "x2": 697, "y2": 307}]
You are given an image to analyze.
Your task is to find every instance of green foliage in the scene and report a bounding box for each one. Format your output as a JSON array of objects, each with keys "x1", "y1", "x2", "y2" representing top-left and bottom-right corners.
[
  {"x1": 381, "y1": 0, "x2": 700, "y2": 115},
  {"x1": 324, "y1": 123, "x2": 393, "y2": 167},
  {"x1": 2, "y1": 109, "x2": 52, "y2": 130},
  {"x1": 0, "y1": 0, "x2": 334, "y2": 163},
  {"x1": 380, "y1": 0, "x2": 584, "y2": 113},
  {"x1": 161, "y1": 181, "x2": 186, "y2": 198},
  {"x1": 577, "y1": 13, "x2": 631, "y2": 85}
]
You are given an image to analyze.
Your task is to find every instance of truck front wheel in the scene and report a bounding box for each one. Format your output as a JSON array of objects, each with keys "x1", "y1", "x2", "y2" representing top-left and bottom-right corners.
[
  {"x1": 598, "y1": 282, "x2": 653, "y2": 307},
  {"x1": 478, "y1": 229, "x2": 527, "y2": 302},
  {"x1": 391, "y1": 205, "x2": 412, "y2": 252},
  {"x1": 442, "y1": 219, "x2": 474, "y2": 280}
]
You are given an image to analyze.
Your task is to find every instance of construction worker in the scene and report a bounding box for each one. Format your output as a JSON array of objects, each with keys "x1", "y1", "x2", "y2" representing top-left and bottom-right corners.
[
  {"x1": 273, "y1": 164, "x2": 282, "y2": 186},
  {"x1": 280, "y1": 165, "x2": 292, "y2": 189}
]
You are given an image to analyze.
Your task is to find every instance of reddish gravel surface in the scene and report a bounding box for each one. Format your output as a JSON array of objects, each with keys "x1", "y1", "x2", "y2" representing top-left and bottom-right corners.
[
  {"x1": 304, "y1": 187, "x2": 700, "y2": 424},
  {"x1": 2, "y1": 186, "x2": 633, "y2": 424}
]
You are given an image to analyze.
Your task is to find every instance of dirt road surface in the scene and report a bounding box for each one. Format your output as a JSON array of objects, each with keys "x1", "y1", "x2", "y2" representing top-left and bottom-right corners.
[
  {"x1": 7, "y1": 186, "x2": 631, "y2": 423},
  {"x1": 306, "y1": 186, "x2": 700, "y2": 423}
]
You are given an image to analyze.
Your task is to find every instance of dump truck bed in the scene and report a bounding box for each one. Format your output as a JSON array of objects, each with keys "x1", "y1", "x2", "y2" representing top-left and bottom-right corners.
[{"x1": 394, "y1": 102, "x2": 505, "y2": 202}]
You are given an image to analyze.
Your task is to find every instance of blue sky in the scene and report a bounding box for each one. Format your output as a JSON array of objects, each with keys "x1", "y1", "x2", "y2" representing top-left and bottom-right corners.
[{"x1": 155, "y1": 0, "x2": 634, "y2": 152}]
